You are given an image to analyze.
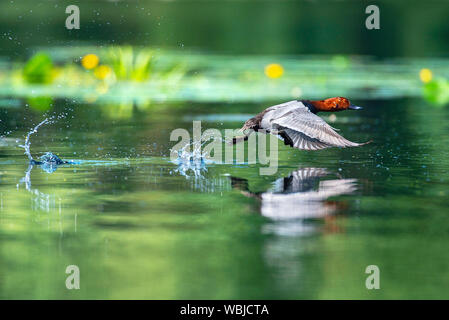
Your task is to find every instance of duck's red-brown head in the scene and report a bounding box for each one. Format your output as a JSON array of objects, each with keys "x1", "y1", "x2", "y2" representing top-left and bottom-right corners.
[{"x1": 309, "y1": 97, "x2": 362, "y2": 112}]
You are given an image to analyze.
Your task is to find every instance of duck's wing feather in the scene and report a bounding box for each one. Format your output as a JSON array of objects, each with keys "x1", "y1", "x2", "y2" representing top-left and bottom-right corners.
[
  {"x1": 270, "y1": 102, "x2": 367, "y2": 150},
  {"x1": 279, "y1": 129, "x2": 332, "y2": 150}
]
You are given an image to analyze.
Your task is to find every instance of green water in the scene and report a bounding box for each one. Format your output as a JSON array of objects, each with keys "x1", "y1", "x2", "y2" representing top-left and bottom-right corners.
[{"x1": 1, "y1": 98, "x2": 448, "y2": 299}]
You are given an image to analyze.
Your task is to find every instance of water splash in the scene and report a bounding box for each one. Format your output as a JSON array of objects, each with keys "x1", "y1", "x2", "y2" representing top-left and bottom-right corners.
[
  {"x1": 19, "y1": 118, "x2": 50, "y2": 162},
  {"x1": 35, "y1": 152, "x2": 68, "y2": 173},
  {"x1": 171, "y1": 140, "x2": 211, "y2": 178},
  {"x1": 18, "y1": 118, "x2": 69, "y2": 169}
]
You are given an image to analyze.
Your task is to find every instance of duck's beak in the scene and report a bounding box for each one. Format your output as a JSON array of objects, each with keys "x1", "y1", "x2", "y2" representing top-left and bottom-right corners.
[{"x1": 348, "y1": 104, "x2": 363, "y2": 110}]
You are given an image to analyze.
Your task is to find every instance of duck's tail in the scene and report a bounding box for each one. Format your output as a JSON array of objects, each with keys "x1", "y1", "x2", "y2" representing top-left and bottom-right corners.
[{"x1": 357, "y1": 139, "x2": 373, "y2": 146}]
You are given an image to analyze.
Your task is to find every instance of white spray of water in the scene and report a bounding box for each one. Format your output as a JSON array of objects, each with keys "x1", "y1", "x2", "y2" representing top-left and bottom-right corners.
[
  {"x1": 174, "y1": 140, "x2": 208, "y2": 162},
  {"x1": 19, "y1": 118, "x2": 50, "y2": 161},
  {"x1": 171, "y1": 140, "x2": 211, "y2": 178}
]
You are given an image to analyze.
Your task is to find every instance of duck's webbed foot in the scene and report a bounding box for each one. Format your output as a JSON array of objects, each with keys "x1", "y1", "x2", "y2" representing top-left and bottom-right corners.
[{"x1": 276, "y1": 130, "x2": 294, "y2": 147}]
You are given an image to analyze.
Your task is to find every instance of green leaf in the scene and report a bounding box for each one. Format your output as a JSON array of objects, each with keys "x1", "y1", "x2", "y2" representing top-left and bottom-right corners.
[
  {"x1": 423, "y1": 78, "x2": 449, "y2": 107},
  {"x1": 22, "y1": 52, "x2": 54, "y2": 84},
  {"x1": 27, "y1": 96, "x2": 53, "y2": 112}
]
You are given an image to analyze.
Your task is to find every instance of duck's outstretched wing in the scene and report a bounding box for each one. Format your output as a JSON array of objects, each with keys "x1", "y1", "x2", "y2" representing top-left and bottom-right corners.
[
  {"x1": 278, "y1": 129, "x2": 332, "y2": 150},
  {"x1": 271, "y1": 104, "x2": 369, "y2": 150}
]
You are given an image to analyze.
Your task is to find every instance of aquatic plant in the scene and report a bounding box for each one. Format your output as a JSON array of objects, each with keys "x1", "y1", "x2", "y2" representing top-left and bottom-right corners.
[
  {"x1": 264, "y1": 63, "x2": 284, "y2": 79},
  {"x1": 5, "y1": 46, "x2": 449, "y2": 109},
  {"x1": 423, "y1": 78, "x2": 449, "y2": 107},
  {"x1": 94, "y1": 65, "x2": 113, "y2": 80},
  {"x1": 22, "y1": 52, "x2": 54, "y2": 84},
  {"x1": 107, "y1": 46, "x2": 155, "y2": 82},
  {"x1": 419, "y1": 68, "x2": 433, "y2": 83},
  {"x1": 81, "y1": 54, "x2": 100, "y2": 70},
  {"x1": 26, "y1": 96, "x2": 53, "y2": 112}
]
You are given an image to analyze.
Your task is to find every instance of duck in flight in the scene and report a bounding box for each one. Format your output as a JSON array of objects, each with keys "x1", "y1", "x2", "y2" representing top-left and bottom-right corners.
[{"x1": 233, "y1": 97, "x2": 370, "y2": 150}]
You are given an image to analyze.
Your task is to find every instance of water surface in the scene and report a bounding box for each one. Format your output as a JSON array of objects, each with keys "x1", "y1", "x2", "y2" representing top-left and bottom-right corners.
[{"x1": 1, "y1": 98, "x2": 448, "y2": 299}]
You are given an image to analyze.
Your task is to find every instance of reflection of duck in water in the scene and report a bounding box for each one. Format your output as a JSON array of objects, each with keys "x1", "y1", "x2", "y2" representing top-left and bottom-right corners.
[
  {"x1": 18, "y1": 164, "x2": 54, "y2": 212},
  {"x1": 231, "y1": 168, "x2": 357, "y2": 235}
]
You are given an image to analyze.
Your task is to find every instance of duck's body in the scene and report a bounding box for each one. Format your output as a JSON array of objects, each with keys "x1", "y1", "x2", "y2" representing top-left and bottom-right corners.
[{"x1": 234, "y1": 97, "x2": 369, "y2": 150}]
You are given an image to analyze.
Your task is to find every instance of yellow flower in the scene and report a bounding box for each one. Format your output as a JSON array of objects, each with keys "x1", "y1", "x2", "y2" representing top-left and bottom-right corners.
[
  {"x1": 419, "y1": 68, "x2": 433, "y2": 83},
  {"x1": 94, "y1": 65, "x2": 112, "y2": 80},
  {"x1": 81, "y1": 54, "x2": 99, "y2": 70},
  {"x1": 264, "y1": 63, "x2": 284, "y2": 79}
]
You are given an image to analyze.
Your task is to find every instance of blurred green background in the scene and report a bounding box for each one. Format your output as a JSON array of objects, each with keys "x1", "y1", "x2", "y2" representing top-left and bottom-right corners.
[
  {"x1": 1, "y1": 0, "x2": 449, "y2": 109},
  {"x1": 1, "y1": 0, "x2": 449, "y2": 57}
]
